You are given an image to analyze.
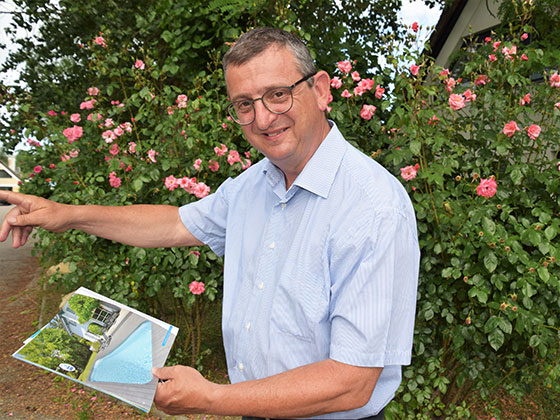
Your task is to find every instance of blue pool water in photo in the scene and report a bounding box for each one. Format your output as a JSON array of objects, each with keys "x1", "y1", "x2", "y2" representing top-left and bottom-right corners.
[{"x1": 90, "y1": 321, "x2": 153, "y2": 384}]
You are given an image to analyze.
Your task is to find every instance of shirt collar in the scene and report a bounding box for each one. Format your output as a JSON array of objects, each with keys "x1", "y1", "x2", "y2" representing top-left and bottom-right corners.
[{"x1": 262, "y1": 121, "x2": 347, "y2": 199}]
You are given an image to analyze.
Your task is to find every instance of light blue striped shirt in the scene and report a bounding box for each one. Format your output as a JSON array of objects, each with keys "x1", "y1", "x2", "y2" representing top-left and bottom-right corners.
[{"x1": 179, "y1": 122, "x2": 420, "y2": 418}]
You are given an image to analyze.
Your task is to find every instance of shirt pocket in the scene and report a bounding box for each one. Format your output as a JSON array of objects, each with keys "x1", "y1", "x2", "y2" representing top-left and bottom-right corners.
[{"x1": 270, "y1": 271, "x2": 329, "y2": 341}]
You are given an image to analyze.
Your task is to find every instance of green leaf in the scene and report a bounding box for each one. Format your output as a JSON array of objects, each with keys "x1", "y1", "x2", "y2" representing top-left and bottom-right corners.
[
  {"x1": 488, "y1": 329, "x2": 504, "y2": 351},
  {"x1": 409, "y1": 140, "x2": 421, "y2": 155},
  {"x1": 484, "y1": 251, "x2": 498, "y2": 273},
  {"x1": 537, "y1": 266, "x2": 550, "y2": 283},
  {"x1": 497, "y1": 317, "x2": 512, "y2": 335},
  {"x1": 132, "y1": 178, "x2": 144, "y2": 192},
  {"x1": 482, "y1": 217, "x2": 496, "y2": 235},
  {"x1": 544, "y1": 225, "x2": 557, "y2": 240}
]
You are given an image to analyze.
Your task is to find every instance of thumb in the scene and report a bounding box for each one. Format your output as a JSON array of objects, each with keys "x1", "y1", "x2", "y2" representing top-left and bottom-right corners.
[
  {"x1": 152, "y1": 366, "x2": 174, "y2": 380},
  {"x1": 8, "y1": 212, "x2": 39, "y2": 227}
]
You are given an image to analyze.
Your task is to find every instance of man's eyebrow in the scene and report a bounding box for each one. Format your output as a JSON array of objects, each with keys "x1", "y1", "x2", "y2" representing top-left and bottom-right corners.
[{"x1": 230, "y1": 82, "x2": 290, "y2": 102}]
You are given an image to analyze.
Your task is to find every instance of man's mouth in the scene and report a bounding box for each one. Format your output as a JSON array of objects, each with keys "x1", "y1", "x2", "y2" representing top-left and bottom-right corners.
[{"x1": 263, "y1": 127, "x2": 288, "y2": 137}]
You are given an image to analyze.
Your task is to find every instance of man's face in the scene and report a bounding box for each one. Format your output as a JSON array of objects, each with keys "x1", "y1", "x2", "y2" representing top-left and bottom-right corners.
[{"x1": 225, "y1": 46, "x2": 330, "y2": 183}]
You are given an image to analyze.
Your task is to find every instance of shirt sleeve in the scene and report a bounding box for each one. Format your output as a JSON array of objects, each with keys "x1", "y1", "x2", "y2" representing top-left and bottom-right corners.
[
  {"x1": 178, "y1": 178, "x2": 233, "y2": 257},
  {"x1": 328, "y1": 208, "x2": 420, "y2": 367}
]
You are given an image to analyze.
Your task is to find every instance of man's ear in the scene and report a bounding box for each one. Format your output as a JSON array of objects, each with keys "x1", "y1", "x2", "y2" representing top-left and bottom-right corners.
[{"x1": 313, "y1": 70, "x2": 331, "y2": 112}]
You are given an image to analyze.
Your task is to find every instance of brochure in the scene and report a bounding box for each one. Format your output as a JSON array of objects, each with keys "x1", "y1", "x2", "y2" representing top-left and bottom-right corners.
[{"x1": 12, "y1": 287, "x2": 178, "y2": 413}]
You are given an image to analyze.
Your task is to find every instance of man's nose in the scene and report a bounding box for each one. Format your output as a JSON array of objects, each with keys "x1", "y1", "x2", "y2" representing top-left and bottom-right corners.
[{"x1": 253, "y1": 99, "x2": 277, "y2": 129}]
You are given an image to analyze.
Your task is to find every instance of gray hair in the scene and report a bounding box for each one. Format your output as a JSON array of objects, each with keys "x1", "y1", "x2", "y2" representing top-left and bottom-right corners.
[{"x1": 222, "y1": 27, "x2": 316, "y2": 79}]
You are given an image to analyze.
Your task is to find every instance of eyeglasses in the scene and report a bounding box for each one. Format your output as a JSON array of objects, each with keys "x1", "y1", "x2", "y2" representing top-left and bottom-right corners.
[{"x1": 227, "y1": 73, "x2": 316, "y2": 125}]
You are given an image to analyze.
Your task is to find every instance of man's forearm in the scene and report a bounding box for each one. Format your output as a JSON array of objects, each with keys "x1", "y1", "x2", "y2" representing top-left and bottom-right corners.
[
  {"x1": 66, "y1": 204, "x2": 202, "y2": 248},
  {"x1": 154, "y1": 359, "x2": 382, "y2": 418}
]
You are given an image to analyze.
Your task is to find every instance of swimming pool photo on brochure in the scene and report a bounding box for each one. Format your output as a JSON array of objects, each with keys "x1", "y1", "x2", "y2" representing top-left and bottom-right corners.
[{"x1": 12, "y1": 287, "x2": 178, "y2": 413}]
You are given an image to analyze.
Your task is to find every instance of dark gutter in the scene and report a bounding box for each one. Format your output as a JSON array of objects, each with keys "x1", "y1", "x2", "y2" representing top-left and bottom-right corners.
[{"x1": 425, "y1": 0, "x2": 469, "y2": 59}]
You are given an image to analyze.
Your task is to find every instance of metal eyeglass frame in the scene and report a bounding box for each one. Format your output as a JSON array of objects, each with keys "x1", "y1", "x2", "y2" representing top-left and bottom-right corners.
[{"x1": 227, "y1": 72, "x2": 316, "y2": 125}]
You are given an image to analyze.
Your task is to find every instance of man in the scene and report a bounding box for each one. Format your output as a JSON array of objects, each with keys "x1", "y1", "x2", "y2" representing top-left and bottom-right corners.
[{"x1": 0, "y1": 28, "x2": 419, "y2": 419}]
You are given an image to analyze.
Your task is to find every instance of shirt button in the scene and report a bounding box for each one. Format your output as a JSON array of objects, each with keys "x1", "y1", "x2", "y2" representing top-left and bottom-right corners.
[
  {"x1": 238, "y1": 363, "x2": 244, "y2": 371},
  {"x1": 269, "y1": 241, "x2": 275, "y2": 249},
  {"x1": 245, "y1": 322, "x2": 251, "y2": 331},
  {"x1": 258, "y1": 282, "x2": 264, "y2": 290},
  {"x1": 281, "y1": 203, "x2": 286, "y2": 209}
]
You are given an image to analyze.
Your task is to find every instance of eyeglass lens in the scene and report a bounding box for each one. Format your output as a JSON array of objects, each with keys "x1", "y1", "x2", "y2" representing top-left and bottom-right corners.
[{"x1": 229, "y1": 86, "x2": 294, "y2": 125}]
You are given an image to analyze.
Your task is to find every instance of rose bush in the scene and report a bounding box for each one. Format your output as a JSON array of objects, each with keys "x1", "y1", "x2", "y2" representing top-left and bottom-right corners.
[{"x1": 327, "y1": 9, "x2": 560, "y2": 419}]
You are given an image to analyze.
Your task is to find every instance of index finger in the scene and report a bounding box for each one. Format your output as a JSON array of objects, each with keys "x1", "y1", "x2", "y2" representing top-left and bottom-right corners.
[{"x1": 0, "y1": 190, "x2": 27, "y2": 206}]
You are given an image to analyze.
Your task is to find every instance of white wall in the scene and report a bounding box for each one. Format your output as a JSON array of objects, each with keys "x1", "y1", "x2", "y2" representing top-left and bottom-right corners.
[{"x1": 435, "y1": 0, "x2": 502, "y2": 67}]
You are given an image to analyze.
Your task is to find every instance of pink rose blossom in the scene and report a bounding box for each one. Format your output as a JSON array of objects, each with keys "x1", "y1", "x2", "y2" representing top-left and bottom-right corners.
[
  {"x1": 193, "y1": 158, "x2": 202, "y2": 170},
  {"x1": 69, "y1": 149, "x2": 80, "y2": 158},
  {"x1": 80, "y1": 99, "x2": 96, "y2": 110},
  {"x1": 428, "y1": 115, "x2": 440, "y2": 126},
  {"x1": 114, "y1": 127, "x2": 124, "y2": 137},
  {"x1": 189, "y1": 250, "x2": 200, "y2": 258},
  {"x1": 360, "y1": 104, "x2": 376, "y2": 120},
  {"x1": 94, "y1": 36, "x2": 106, "y2": 47},
  {"x1": 351, "y1": 71, "x2": 361, "y2": 82},
  {"x1": 109, "y1": 144, "x2": 120, "y2": 156},
  {"x1": 128, "y1": 142, "x2": 137, "y2": 153},
  {"x1": 49, "y1": 164, "x2": 55, "y2": 169},
  {"x1": 208, "y1": 160, "x2": 220, "y2": 172},
  {"x1": 330, "y1": 77, "x2": 342, "y2": 89},
  {"x1": 521, "y1": 33, "x2": 529, "y2": 40},
  {"x1": 63, "y1": 125, "x2": 83, "y2": 143},
  {"x1": 176, "y1": 94, "x2": 188, "y2": 108},
  {"x1": 463, "y1": 89, "x2": 476, "y2": 102},
  {"x1": 445, "y1": 77, "x2": 456, "y2": 92},
  {"x1": 33, "y1": 165, "x2": 42, "y2": 174},
  {"x1": 241, "y1": 159, "x2": 252, "y2": 170},
  {"x1": 88, "y1": 87, "x2": 99, "y2": 96},
  {"x1": 109, "y1": 171, "x2": 121, "y2": 188},
  {"x1": 134, "y1": 60, "x2": 145, "y2": 70},
  {"x1": 410, "y1": 64, "x2": 420, "y2": 76},
  {"x1": 214, "y1": 144, "x2": 228, "y2": 156},
  {"x1": 337, "y1": 60, "x2": 352, "y2": 74},
  {"x1": 60, "y1": 154, "x2": 70, "y2": 162},
  {"x1": 164, "y1": 175, "x2": 179, "y2": 191},
  {"x1": 360, "y1": 78, "x2": 375, "y2": 91},
  {"x1": 521, "y1": 53, "x2": 528, "y2": 61},
  {"x1": 341, "y1": 89, "x2": 352, "y2": 98},
  {"x1": 375, "y1": 85, "x2": 385, "y2": 99},
  {"x1": 400, "y1": 164, "x2": 420, "y2": 181},
  {"x1": 448, "y1": 94, "x2": 465, "y2": 111},
  {"x1": 147, "y1": 149, "x2": 158, "y2": 163},
  {"x1": 527, "y1": 124, "x2": 541, "y2": 140},
  {"x1": 555, "y1": 102, "x2": 560, "y2": 110},
  {"x1": 70, "y1": 113, "x2": 81, "y2": 123},
  {"x1": 102, "y1": 130, "x2": 117, "y2": 144},
  {"x1": 484, "y1": 36, "x2": 492, "y2": 43},
  {"x1": 104, "y1": 118, "x2": 114, "y2": 127},
  {"x1": 519, "y1": 93, "x2": 531, "y2": 106},
  {"x1": 550, "y1": 72, "x2": 560, "y2": 88},
  {"x1": 503, "y1": 120, "x2": 520, "y2": 137},
  {"x1": 189, "y1": 281, "x2": 205, "y2": 295},
  {"x1": 492, "y1": 41, "x2": 501, "y2": 51},
  {"x1": 227, "y1": 150, "x2": 241, "y2": 165},
  {"x1": 122, "y1": 122, "x2": 133, "y2": 133},
  {"x1": 193, "y1": 182, "x2": 210, "y2": 198},
  {"x1": 489, "y1": 54, "x2": 497, "y2": 62},
  {"x1": 411, "y1": 22, "x2": 418, "y2": 32},
  {"x1": 353, "y1": 85, "x2": 366, "y2": 96},
  {"x1": 475, "y1": 75, "x2": 489, "y2": 86},
  {"x1": 47, "y1": 110, "x2": 57, "y2": 116},
  {"x1": 476, "y1": 178, "x2": 497, "y2": 198},
  {"x1": 440, "y1": 68, "x2": 450, "y2": 77}
]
